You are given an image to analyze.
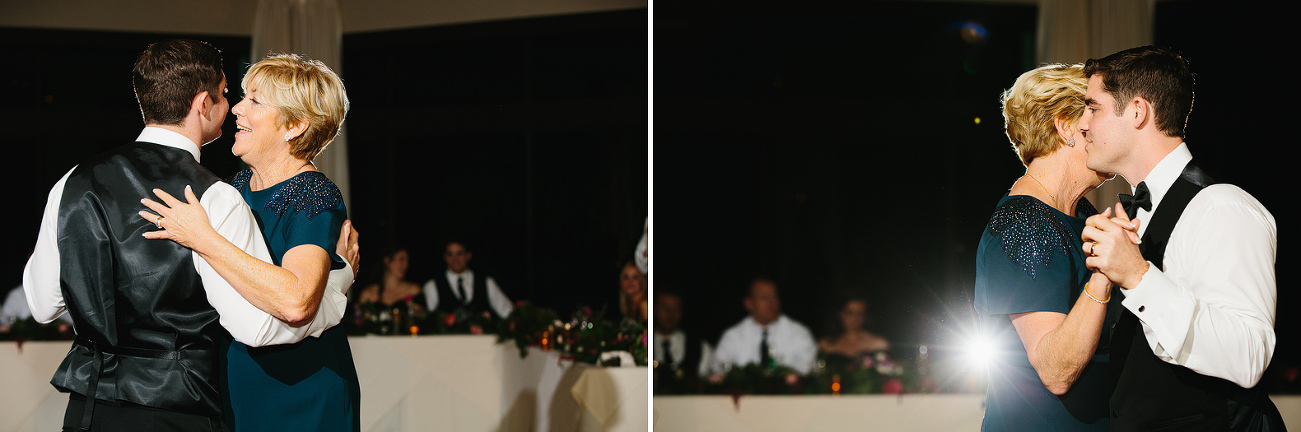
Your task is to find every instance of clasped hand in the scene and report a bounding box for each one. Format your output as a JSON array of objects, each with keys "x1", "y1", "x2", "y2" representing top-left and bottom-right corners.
[{"x1": 1081, "y1": 203, "x2": 1149, "y2": 289}]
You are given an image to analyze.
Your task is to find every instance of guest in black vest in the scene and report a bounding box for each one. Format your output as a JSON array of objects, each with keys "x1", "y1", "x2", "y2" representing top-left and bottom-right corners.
[
  {"x1": 22, "y1": 40, "x2": 359, "y2": 432},
  {"x1": 422, "y1": 241, "x2": 514, "y2": 319},
  {"x1": 653, "y1": 290, "x2": 712, "y2": 393},
  {"x1": 1080, "y1": 46, "x2": 1285, "y2": 431}
]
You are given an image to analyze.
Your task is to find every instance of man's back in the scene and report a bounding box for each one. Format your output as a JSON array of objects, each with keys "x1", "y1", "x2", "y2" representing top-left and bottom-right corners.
[{"x1": 54, "y1": 141, "x2": 225, "y2": 416}]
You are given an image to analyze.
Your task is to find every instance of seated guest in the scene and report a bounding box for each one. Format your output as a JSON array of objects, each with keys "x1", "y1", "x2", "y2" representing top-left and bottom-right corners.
[
  {"x1": 712, "y1": 277, "x2": 817, "y2": 374},
  {"x1": 422, "y1": 241, "x2": 513, "y2": 318},
  {"x1": 356, "y1": 247, "x2": 425, "y2": 312},
  {"x1": 654, "y1": 290, "x2": 712, "y2": 389},
  {"x1": 818, "y1": 293, "x2": 890, "y2": 370},
  {"x1": 2, "y1": 284, "x2": 73, "y2": 327},
  {"x1": 619, "y1": 259, "x2": 648, "y2": 324}
]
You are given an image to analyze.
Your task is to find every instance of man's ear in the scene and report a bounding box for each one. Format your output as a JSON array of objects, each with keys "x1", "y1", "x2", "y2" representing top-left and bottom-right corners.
[
  {"x1": 191, "y1": 91, "x2": 221, "y2": 125},
  {"x1": 1130, "y1": 97, "x2": 1151, "y2": 131}
]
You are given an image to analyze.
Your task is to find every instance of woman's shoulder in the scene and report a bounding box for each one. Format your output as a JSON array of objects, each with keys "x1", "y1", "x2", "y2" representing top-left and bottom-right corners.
[
  {"x1": 225, "y1": 169, "x2": 253, "y2": 190},
  {"x1": 981, "y1": 195, "x2": 1078, "y2": 280},
  {"x1": 270, "y1": 171, "x2": 344, "y2": 219}
]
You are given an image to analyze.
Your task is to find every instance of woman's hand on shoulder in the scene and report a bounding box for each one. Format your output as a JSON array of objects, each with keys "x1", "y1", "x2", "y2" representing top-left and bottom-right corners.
[{"x1": 139, "y1": 185, "x2": 216, "y2": 251}]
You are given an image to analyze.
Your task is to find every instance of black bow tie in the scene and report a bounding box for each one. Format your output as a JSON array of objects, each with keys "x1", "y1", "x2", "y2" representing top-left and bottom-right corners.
[{"x1": 1119, "y1": 182, "x2": 1152, "y2": 216}]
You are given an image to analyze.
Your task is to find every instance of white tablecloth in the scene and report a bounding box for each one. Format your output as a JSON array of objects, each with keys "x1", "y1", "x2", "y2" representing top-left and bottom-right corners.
[
  {"x1": 571, "y1": 366, "x2": 649, "y2": 432},
  {"x1": 1, "y1": 337, "x2": 649, "y2": 432}
]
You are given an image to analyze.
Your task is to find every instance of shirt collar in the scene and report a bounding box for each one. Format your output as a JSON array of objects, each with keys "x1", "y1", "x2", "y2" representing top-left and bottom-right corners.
[
  {"x1": 1136, "y1": 142, "x2": 1192, "y2": 213},
  {"x1": 136, "y1": 127, "x2": 202, "y2": 162},
  {"x1": 746, "y1": 315, "x2": 783, "y2": 330},
  {"x1": 446, "y1": 269, "x2": 474, "y2": 280}
]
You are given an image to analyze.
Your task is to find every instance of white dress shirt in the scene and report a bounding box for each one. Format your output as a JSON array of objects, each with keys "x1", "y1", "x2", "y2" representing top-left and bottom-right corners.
[
  {"x1": 23, "y1": 127, "x2": 353, "y2": 347},
  {"x1": 711, "y1": 314, "x2": 818, "y2": 375},
  {"x1": 1122, "y1": 143, "x2": 1277, "y2": 388},
  {"x1": 653, "y1": 329, "x2": 713, "y2": 378},
  {"x1": 422, "y1": 269, "x2": 514, "y2": 317}
]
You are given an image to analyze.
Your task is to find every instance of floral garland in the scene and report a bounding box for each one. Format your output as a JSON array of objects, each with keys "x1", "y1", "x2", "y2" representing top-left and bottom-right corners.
[
  {"x1": 346, "y1": 299, "x2": 648, "y2": 367},
  {"x1": 0, "y1": 317, "x2": 75, "y2": 342},
  {"x1": 654, "y1": 350, "x2": 938, "y2": 396}
]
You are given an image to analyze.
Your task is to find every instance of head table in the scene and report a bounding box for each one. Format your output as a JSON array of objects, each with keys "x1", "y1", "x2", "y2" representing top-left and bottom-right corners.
[
  {"x1": 1, "y1": 336, "x2": 648, "y2": 432},
  {"x1": 6, "y1": 337, "x2": 1298, "y2": 431}
]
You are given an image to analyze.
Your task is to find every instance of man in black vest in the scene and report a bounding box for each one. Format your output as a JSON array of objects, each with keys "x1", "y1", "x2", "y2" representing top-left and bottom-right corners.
[
  {"x1": 653, "y1": 290, "x2": 712, "y2": 393},
  {"x1": 1079, "y1": 46, "x2": 1285, "y2": 431},
  {"x1": 23, "y1": 40, "x2": 359, "y2": 431},
  {"x1": 422, "y1": 241, "x2": 514, "y2": 319}
]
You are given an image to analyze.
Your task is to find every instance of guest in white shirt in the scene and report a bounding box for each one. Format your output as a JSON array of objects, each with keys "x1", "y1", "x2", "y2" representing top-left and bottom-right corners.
[
  {"x1": 423, "y1": 241, "x2": 514, "y2": 318},
  {"x1": 2, "y1": 284, "x2": 73, "y2": 327},
  {"x1": 711, "y1": 277, "x2": 817, "y2": 375},
  {"x1": 653, "y1": 290, "x2": 712, "y2": 384},
  {"x1": 1079, "y1": 46, "x2": 1283, "y2": 430}
]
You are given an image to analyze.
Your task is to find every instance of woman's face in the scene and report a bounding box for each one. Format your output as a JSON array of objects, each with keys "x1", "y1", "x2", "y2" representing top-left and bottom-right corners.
[
  {"x1": 840, "y1": 300, "x2": 867, "y2": 331},
  {"x1": 230, "y1": 86, "x2": 289, "y2": 161},
  {"x1": 384, "y1": 250, "x2": 409, "y2": 279},
  {"x1": 620, "y1": 264, "x2": 645, "y2": 297}
]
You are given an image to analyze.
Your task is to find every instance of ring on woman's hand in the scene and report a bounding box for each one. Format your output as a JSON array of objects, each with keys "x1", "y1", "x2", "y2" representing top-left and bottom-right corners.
[
  {"x1": 1088, "y1": 242, "x2": 1096, "y2": 256},
  {"x1": 155, "y1": 216, "x2": 164, "y2": 229}
]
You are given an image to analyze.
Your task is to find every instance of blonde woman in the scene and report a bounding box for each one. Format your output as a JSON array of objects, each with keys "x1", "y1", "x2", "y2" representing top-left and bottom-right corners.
[
  {"x1": 141, "y1": 53, "x2": 358, "y2": 431},
  {"x1": 974, "y1": 64, "x2": 1118, "y2": 431}
]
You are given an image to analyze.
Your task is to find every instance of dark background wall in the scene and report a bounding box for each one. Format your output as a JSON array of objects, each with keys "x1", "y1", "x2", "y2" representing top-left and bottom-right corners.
[
  {"x1": 0, "y1": 8, "x2": 649, "y2": 322},
  {"x1": 654, "y1": 0, "x2": 1296, "y2": 390}
]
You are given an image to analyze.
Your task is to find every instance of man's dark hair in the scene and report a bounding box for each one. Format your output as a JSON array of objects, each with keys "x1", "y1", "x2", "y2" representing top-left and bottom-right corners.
[
  {"x1": 132, "y1": 39, "x2": 224, "y2": 125},
  {"x1": 1083, "y1": 45, "x2": 1194, "y2": 138}
]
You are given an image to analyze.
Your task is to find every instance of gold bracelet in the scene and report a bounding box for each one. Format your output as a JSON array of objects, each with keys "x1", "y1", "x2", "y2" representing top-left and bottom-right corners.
[{"x1": 1083, "y1": 282, "x2": 1110, "y2": 304}]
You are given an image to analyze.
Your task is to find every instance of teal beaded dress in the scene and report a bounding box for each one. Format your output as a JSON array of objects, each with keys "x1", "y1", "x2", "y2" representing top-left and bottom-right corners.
[
  {"x1": 222, "y1": 170, "x2": 360, "y2": 432},
  {"x1": 974, "y1": 195, "x2": 1111, "y2": 431}
]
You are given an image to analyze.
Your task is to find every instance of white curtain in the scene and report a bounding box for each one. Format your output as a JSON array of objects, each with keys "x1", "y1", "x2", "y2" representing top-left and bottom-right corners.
[
  {"x1": 250, "y1": 0, "x2": 351, "y2": 209},
  {"x1": 1037, "y1": 0, "x2": 1156, "y2": 211}
]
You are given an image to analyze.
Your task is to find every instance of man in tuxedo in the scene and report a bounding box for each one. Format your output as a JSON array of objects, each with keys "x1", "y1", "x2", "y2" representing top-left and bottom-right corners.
[
  {"x1": 711, "y1": 277, "x2": 817, "y2": 375},
  {"x1": 422, "y1": 240, "x2": 514, "y2": 318},
  {"x1": 24, "y1": 39, "x2": 359, "y2": 431},
  {"x1": 1079, "y1": 46, "x2": 1284, "y2": 431}
]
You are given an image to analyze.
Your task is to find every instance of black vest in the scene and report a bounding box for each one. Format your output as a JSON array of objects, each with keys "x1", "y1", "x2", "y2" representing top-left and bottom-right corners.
[
  {"x1": 436, "y1": 272, "x2": 497, "y2": 318},
  {"x1": 54, "y1": 142, "x2": 225, "y2": 418},
  {"x1": 1109, "y1": 161, "x2": 1284, "y2": 431}
]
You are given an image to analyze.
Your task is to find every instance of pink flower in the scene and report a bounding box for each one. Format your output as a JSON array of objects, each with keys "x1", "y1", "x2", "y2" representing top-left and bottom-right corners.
[
  {"x1": 785, "y1": 373, "x2": 799, "y2": 386},
  {"x1": 470, "y1": 325, "x2": 483, "y2": 335},
  {"x1": 882, "y1": 379, "x2": 903, "y2": 394},
  {"x1": 708, "y1": 373, "x2": 725, "y2": 384},
  {"x1": 443, "y1": 314, "x2": 457, "y2": 326}
]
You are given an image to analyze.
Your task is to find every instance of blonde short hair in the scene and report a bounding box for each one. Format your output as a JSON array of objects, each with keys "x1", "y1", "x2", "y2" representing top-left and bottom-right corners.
[
  {"x1": 242, "y1": 53, "x2": 350, "y2": 161},
  {"x1": 1000, "y1": 64, "x2": 1086, "y2": 166}
]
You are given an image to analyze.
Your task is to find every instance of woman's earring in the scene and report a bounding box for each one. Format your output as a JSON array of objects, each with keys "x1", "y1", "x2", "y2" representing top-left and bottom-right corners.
[
  {"x1": 1066, "y1": 138, "x2": 1076, "y2": 147},
  {"x1": 284, "y1": 133, "x2": 293, "y2": 142}
]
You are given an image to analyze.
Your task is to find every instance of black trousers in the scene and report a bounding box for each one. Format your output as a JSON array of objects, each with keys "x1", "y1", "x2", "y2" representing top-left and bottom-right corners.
[{"x1": 63, "y1": 394, "x2": 223, "y2": 432}]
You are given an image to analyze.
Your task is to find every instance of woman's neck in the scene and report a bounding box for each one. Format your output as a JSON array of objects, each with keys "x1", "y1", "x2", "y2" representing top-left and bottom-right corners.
[
  {"x1": 1019, "y1": 160, "x2": 1091, "y2": 216},
  {"x1": 247, "y1": 153, "x2": 313, "y2": 191}
]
